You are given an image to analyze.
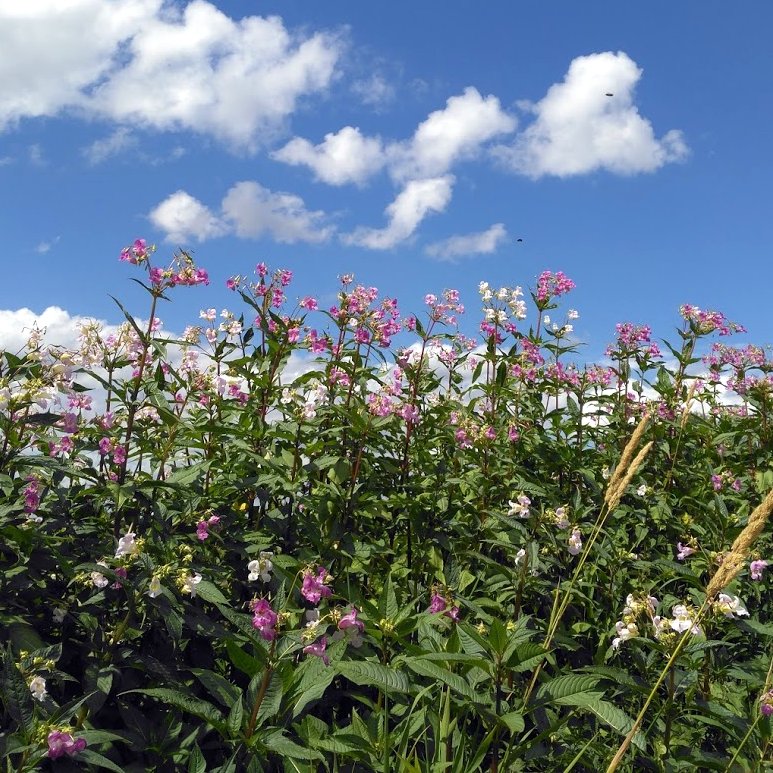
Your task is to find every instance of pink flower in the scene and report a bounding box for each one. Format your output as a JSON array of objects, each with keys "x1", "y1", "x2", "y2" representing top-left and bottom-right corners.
[
  {"x1": 750, "y1": 559, "x2": 768, "y2": 580},
  {"x1": 47, "y1": 730, "x2": 86, "y2": 759},
  {"x1": 427, "y1": 593, "x2": 460, "y2": 621},
  {"x1": 301, "y1": 566, "x2": 333, "y2": 604},
  {"x1": 676, "y1": 542, "x2": 696, "y2": 561},
  {"x1": 338, "y1": 607, "x2": 364, "y2": 634},
  {"x1": 250, "y1": 598, "x2": 278, "y2": 641},
  {"x1": 303, "y1": 636, "x2": 330, "y2": 665}
]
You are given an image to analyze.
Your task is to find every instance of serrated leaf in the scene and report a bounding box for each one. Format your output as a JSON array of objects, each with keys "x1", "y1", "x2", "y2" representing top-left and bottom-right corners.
[
  {"x1": 261, "y1": 730, "x2": 323, "y2": 760},
  {"x1": 378, "y1": 573, "x2": 398, "y2": 620},
  {"x1": 2, "y1": 647, "x2": 34, "y2": 730},
  {"x1": 499, "y1": 711, "x2": 525, "y2": 733},
  {"x1": 583, "y1": 699, "x2": 646, "y2": 751},
  {"x1": 195, "y1": 580, "x2": 229, "y2": 604},
  {"x1": 187, "y1": 745, "x2": 206, "y2": 773},
  {"x1": 121, "y1": 688, "x2": 224, "y2": 729},
  {"x1": 77, "y1": 749, "x2": 127, "y2": 772},
  {"x1": 227, "y1": 695, "x2": 243, "y2": 737},
  {"x1": 337, "y1": 660, "x2": 410, "y2": 693},
  {"x1": 533, "y1": 674, "x2": 601, "y2": 708},
  {"x1": 403, "y1": 658, "x2": 481, "y2": 702}
]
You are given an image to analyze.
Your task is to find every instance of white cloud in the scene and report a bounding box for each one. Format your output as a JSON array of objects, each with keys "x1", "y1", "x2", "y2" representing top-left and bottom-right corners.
[
  {"x1": 0, "y1": 0, "x2": 343, "y2": 150},
  {"x1": 425, "y1": 223, "x2": 507, "y2": 261},
  {"x1": 149, "y1": 190, "x2": 226, "y2": 243},
  {"x1": 0, "y1": 306, "x2": 110, "y2": 355},
  {"x1": 149, "y1": 183, "x2": 333, "y2": 244},
  {"x1": 351, "y1": 73, "x2": 396, "y2": 109},
  {"x1": 36, "y1": 236, "x2": 61, "y2": 254},
  {"x1": 495, "y1": 51, "x2": 688, "y2": 178},
  {"x1": 272, "y1": 126, "x2": 386, "y2": 186},
  {"x1": 221, "y1": 181, "x2": 333, "y2": 243},
  {"x1": 344, "y1": 175, "x2": 454, "y2": 250},
  {"x1": 83, "y1": 127, "x2": 137, "y2": 164},
  {"x1": 389, "y1": 87, "x2": 516, "y2": 181}
]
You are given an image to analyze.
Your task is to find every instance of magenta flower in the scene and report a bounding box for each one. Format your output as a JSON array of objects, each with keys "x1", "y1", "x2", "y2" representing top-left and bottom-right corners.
[
  {"x1": 196, "y1": 520, "x2": 210, "y2": 541},
  {"x1": 676, "y1": 542, "x2": 696, "y2": 561},
  {"x1": 303, "y1": 636, "x2": 330, "y2": 665},
  {"x1": 250, "y1": 598, "x2": 278, "y2": 641},
  {"x1": 338, "y1": 608, "x2": 365, "y2": 635},
  {"x1": 47, "y1": 730, "x2": 86, "y2": 759},
  {"x1": 427, "y1": 593, "x2": 460, "y2": 621},
  {"x1": 750, "y1": 559, "x2": 768, "y2": 580},
  {"x1": 301, "y1": 566, "x2": 333, "y2": 604},
  {"x1": 762, "y1": 690, "x2": 773, "y2": 716}
]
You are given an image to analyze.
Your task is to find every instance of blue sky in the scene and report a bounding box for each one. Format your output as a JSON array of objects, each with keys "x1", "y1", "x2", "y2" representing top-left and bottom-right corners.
[{"x1": 1, "y1": 1, "x2": 771, "y2": 360}]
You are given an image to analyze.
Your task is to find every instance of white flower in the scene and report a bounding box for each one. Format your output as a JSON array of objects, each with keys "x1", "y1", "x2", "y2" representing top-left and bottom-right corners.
[
  {"x1": 601, "y1": 467, "x2": 611, "y2": 481},
  {"x1": 636, "y1": 484, "x2": 648, "y2": 497},
  {"x1": 507, "y1": 495, "x2": 531, "y2": 518},
  {"x1": 247, "y1": 551, "x2": 274, "y2": 582},
  {"x1": 91, "y1": 561, "x2": 109, "y2": 589},
  {"x1": 29, "y1": 676, "x2": 47, "y2": 702},
  {"x1": 554, "y1": 507, "x2": 569, "y2": 530},
  {"x1": 148, "y1": 576, "x2": 162, "y2": 598},
  {"x1": 115, "y1": 531, "x2": 138, "y2": 559},
  {"x1": 716, "y1": 594, "x2": 749, "y2": 618},
  {"x1": 52, "y1": 607, "x2": 66, "y2": 624},
  {"x1": 568, "y1": 529, "x2": 582, "y2": 556},
  {"x1": 478, "y1": 281, "x2": 489, "y2": 294},
  {"x1": 669, "y1": 604, "x2": 701, "y2": 634},
  {"x1": 612, "y1": 621, "x2": 639, "y2": 649},
  {"x1": 568, "y1": 309, "x2": 579, "y2": 320},
  {"x1": 543, "y1": 315, "x2": 551, "y2": 326},
  {"x1": 181, "y1": 573, "x2": 202, "y2": 597},
  {"x1": 515, "y1": 548, "x2": 526, "y2": 566}
]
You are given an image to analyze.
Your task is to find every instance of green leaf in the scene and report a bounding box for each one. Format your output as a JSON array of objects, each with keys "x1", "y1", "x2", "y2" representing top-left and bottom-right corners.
[
  {"x1": 195, "y1": 580, "x2": 229, "y2": 604},
  {"x1": 532, "y1": 674, "x2": 601, "y2": 708},
  {"x1": 188, "y1": 745, "x2": 207, "y2": 773},
  {"x1": 77, "y1": 749, "x2": 127, "y2": 773},
  {"x1": 499, "y1": 711, "x2": 525, "y2": 733},
  {"x1": 403, "y1": 658, "x2": 481, "y2": 702},
  {"x1": 337, "y1": 660, "x2": 410, "y2": 693},
  {"x1": 583, "y1": 699, "x2": 646, "y2": 751},
  {"x1": 378, "y1": 573, "x2": 398, "y2": 620},
  {"x1": 2, "y1": 646, "x2": 34, "y2": 731},
  {"x1": 227, "y1": 695, "x2": 244, "y2": 738},
  {"x1": 226, "y1": 640, "x2": 265, "y2": 677},
  {"x1": 261, "y1": 730, "x2": 323, "y2": 760},
  {"x1": 121, "y1": 688, "x2": 225, "y2": 729}
]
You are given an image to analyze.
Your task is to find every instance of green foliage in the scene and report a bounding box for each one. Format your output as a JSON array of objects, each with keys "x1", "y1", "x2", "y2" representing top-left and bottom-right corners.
[{"x1": 1, "y1": 255, "x2": 772, "y2": 770}]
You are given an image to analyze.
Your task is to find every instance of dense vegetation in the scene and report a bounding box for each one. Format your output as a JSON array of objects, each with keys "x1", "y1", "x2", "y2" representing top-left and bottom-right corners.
[{"x1": 2, "y1": 240, "x2": 772, "y2": 771}]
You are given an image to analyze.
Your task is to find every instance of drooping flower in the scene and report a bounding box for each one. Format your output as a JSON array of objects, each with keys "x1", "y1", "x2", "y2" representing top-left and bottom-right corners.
[
  {"x1": 334, "y1": 607, "x2": 365, "y2": 647},
  {"x1": 47, "y1": 730, "x2": 87, "y2": 759},
  {"x1": 507, "y1": 494, "x2": 531, "y2": 518},
  {"x1": 90, "y1": 561, "x2": 110, "y2": 589},
  {"x1": 636, "y1": 484, "x2": 648, "y2": 497},
  {"x1": 301, "y1": 566, "x2": 333, "y2": 604},
  {"x1": 750, "y1": 559, "x2": 768, "y2": 580},
  {"x1": 147, "y1": 575, "x2": 162, "y2": 598},
  {"x1": 676, "y1": 542, "x2": 696, "y2": 561},
  {"x1": 115, "y1": 531, "x2": 138, "y2": 558},
  {"x1": 181, "y1": 573, "x2": 202, "y2": 597},
  {"x1": 250, "y1": 598, "x2": 278, "y2": 641},
  {"x1": 248, "y1": 551, "x2": 274, "y2": 582},
  {"x1": 29, "y1": 675, "x2": 47, "y2": 702},
  {"x1": 568, "y1": 529, "x2": 582, "y2": 556},
  {"x1": 554, "y1": 507, "x2": 570, "y2": 530},
  {"x1": 760, "y1": 689, "x2": 773, "y2": 717},
  {"x1": 715, "y1": 593, "x2": 749, "y2": 619},
  {"x1": 668, "y1": 604, "x2": 701, "y2": 634},
  {"x1": 612, "y1": 621, "x2": 639, "y2": 650},
  {"x1": 427, "y1": 592, "x2": 460, "y2": 621},
  {"x1": 303, "y1": 635, "x2": 330, "y2": 665}
]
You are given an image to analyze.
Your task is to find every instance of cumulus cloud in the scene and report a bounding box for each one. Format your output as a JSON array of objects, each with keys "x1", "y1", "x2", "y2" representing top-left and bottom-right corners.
[
  {"x1": 425, "y1": 223, "x2": 507, "y2": 261},
  {"x1": 272, "y1": 126, "x2": 386, "y2": 186},
  {"x1": 149, "y1": 190, "x2": 226, "y2": 244},
  {"x1": 83, "y1": 127, "x2": 137, "y2": 164},
  {"x1": 221, "y1": 181, "x2": 333, "y2": 243},
  {"x1": 0, "y1": 306, "x2": 111, "y2": 355},
  {"x1": 495, "y1": 51, "x2": 688, "y2": 178},
  {"x1": 388, "y1": 87, "x2": 517, "y2": 181},
  {"x1": 344, "y1": 175, "x2": 454, "y2": 250},
  {"x1": 0, "y1": 0, "x2": 343, "y2": 150},
  {"x1": 149, "y1": 183, "x2": 333, "y2": 244}
]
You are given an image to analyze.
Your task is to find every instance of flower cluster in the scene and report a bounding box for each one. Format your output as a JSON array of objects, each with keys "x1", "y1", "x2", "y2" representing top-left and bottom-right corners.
[
  {"x1": 679, "y1": 305, "x2": 745, "y2": 336},
  {"x1": 535, "y1": 270, "x2": 575, "y2": 308}
]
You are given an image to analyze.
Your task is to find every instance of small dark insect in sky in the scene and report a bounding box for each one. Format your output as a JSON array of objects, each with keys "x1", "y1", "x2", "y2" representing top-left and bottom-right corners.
[
  {"x1": 605, "y1": 92, "x2": 614, "y2": 97},
  {"x1": 516, "y1": 238, "x2": 523, "y2": 243}
]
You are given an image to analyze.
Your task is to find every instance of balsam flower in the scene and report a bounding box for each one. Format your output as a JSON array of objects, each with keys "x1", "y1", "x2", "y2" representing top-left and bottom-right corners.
[
  {"x1": 250, "y1": 598, "x2": 278, "y2": 641},
  {"x1": 115, "y1": 531, "x2": 139, "y2": 558},
  {"x1": 334, "y1": 607, "x2": 365, "y2": 647},
  {"x1": 248, "y1": 551, "x2": 274, "y2": 582},
  {"x1": 181, "y1": 573, "x2": 202, "y2": 597},
  {"x1": 303, "y1": 636, "x2": 330, "y2": 665},
  {"x1": 676, "y1": 542, "x2": 696, "y2": 561},
  {"x1": 568, "y1": 529, "x2": 582, "y2": 556},
  {"x1": 301, "y1": 566, "x2": 333, "y2": 604},
  {"x1": 715, "y1": 593, "x2": 749, "y2": 619},
  {"x1": 29, "y1": 675, "x2": 47, "y2": 702},
  {"x1": 507, "y1": 494, "x2": 531, "y2": 518},
  {"x1": 47, "y1": 730, "x2": 87, "y2": 759},
  {"x1": 750, "y1": 559, "x2": 768, "y2": 580}
]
